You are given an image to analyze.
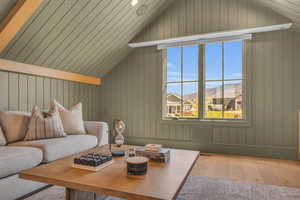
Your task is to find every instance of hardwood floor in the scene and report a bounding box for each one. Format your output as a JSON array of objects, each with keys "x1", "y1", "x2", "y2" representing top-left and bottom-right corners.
[{"x1": 190, "y1": 153, "x2": 300, "y2": 188}]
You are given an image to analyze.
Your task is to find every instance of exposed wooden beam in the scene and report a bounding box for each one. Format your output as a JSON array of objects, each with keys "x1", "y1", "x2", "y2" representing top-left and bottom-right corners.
[
  {"x1": 128, "y1": 23, "x2": 293, "y2": 48},
  {"x1": 0, "y1": 0, "x2": 43, "y2": 52},
  {"x1": 0, "y1": 59, "x2": 101, "y2": 85}
]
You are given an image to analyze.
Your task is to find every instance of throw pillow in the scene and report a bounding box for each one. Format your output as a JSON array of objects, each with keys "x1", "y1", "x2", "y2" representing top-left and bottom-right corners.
[
  {"x1": 52, "y1": 100, "x2": 86, "y2": 135},
  {"x1": 0, "y1": 126, "x2": 7, "y2": 145},
  {"x1": 24, "y1": 106, "x2": 66, "y2": 141},
  {"x1": 0, "y1": 111, "x2": 31, "y2": 143}
]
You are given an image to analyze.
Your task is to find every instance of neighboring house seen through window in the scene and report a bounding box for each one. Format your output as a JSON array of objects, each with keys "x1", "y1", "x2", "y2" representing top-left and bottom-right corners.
[{"x1": 163, "y1": 40, "x2": 244, "y2": 121}]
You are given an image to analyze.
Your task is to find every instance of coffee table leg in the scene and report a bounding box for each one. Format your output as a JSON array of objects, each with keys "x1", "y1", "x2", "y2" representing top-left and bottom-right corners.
[
  {"x1": 65, "y1": 188, "x2": 108, "y2": 200},
  {"x1": 95, "y1": 194, "x2": 108, "y2": 200},
  {"x1": 66, "y1": 188, "x2": 94, "y2": 200}
]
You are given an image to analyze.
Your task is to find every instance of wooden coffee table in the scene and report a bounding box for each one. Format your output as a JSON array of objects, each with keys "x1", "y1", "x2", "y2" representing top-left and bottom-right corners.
[{"x1": 20, "y1": 145, "x2": 199, "y2": 200}]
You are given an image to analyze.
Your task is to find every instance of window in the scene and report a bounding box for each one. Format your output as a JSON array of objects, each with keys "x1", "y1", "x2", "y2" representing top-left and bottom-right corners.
[
  {"x1": 163, "y1": 40, "x2": 245, "y2": 121},
  {"x1": 164, "y1": 46, "x2": 199, "y2": 118}
]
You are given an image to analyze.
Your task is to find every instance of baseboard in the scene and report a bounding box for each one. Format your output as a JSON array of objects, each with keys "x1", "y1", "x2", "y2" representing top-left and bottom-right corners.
[{"x1": 127, "y1": 137, "x2": 297, "y2": 160}]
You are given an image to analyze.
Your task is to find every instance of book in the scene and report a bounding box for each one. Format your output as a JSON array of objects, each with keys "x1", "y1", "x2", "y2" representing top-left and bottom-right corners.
[
  {"x1": 72, "y1": 160, "x2": 114, "y2": 172},
  {"x1": 136, "y1": 147, "x2": 170, "y2": 163},
  {"x1": 145, "y1": 144, "x2": 162, "y2": 152}
]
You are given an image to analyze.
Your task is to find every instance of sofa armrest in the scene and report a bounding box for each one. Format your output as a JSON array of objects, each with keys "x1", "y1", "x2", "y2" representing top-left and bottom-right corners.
[{"x1": 84, "y1": 121, "x2": 109, "y2": 146}]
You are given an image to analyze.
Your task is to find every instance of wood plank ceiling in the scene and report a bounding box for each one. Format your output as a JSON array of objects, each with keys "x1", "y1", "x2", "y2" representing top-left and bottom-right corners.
[
  {"x1": 254, "y1": 0, "x2": 300, "y2": 32},
  {"x1": 0, "y1": 0, "x2": 299, "y2": 77},
  {"x1": 0, "y1": 0, "x2": 18, "y2": 22},
  {"x1": 0, "y1": 0, "x2": 173, "y2": 77}
]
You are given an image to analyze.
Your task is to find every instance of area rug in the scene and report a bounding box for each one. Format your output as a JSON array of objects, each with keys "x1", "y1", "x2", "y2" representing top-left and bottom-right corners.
[{"x1": 25, "y1": 176, "x2": 300, "y2": 200}]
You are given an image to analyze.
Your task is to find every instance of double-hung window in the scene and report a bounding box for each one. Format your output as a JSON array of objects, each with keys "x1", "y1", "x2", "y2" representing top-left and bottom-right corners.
[{"x1": 163, "y1": 40, "x2": 245, "y2": 122}]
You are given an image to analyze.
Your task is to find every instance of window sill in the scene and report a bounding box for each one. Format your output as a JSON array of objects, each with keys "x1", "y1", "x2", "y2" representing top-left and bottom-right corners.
[{"x1": 160, "y1": 118, "x2": 251, "y2": 127}]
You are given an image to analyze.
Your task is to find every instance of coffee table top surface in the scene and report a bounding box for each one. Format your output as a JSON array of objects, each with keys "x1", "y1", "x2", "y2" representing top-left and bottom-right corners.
[{"x1": 20, "y1": 145, "x2": 199, "y2": 200}]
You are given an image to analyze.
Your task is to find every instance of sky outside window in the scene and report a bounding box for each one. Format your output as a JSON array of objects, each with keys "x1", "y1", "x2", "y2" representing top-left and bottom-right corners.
[
  {"x1": 167, "y1": 47, "x2": 181, "y2": 82},
  {"x1": 224, "y1": 41, "x2": 243, "y2": 79},
  {"x1": 167, "y1": 41, "x2": 243, "y2": 97}
]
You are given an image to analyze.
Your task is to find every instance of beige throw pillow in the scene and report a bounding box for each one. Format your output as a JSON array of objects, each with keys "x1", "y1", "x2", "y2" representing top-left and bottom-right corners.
[
  {"x1": 0, "y1": 126, "x2": 7, "y2": 145},
  {"x1": 0, "y1": 111, "x2": 31, "y2": 143},
  {"x1": 52, "y1": 100, "x2": 86, "y2": 135},
  {"x1": 24, "y1": 106, "x2": 66, "y2": 141}
]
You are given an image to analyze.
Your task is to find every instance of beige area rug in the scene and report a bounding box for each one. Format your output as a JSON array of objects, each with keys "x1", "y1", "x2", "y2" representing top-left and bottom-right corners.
[{"x1": 25, "y1": 176, "x2": 300, "y2": 200}]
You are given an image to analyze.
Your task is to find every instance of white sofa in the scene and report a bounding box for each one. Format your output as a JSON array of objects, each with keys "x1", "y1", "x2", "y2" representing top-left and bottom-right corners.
[{"x1": 0, "y1": 119, "x2": 109, "y2": 200}]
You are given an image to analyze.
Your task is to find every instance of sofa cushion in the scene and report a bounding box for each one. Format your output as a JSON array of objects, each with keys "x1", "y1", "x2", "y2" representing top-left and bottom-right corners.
[
  {"x1": 52, "y1": 100, "x2": 86, "y2": 135},
  {"x1": 25, "y1": 106, "x2": 66, "y2": 141},
  {"x1": 10, "y1": 135, "x2": 97, "y2": 163},
  {"x1": 0, "y1": 111, "x2": 31, "y2": 143},
  {"x1": 0, "y1": 174, "x2": 46, "y2": 200},
  {"x1": 0, "y1": 146, "x2": 43, "y2": 179}
]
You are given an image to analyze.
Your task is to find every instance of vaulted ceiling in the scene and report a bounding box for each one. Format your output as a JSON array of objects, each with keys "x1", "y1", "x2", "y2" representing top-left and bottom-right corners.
[
  {"x1": 0, "y1": 0, "x2": 174, "y2": 77},
  {"x1": 0, "y1": 0, "x2": 299, "y2": 77},
  {"x1": 254, "y1": 0, "x2": 300, "y2": 32},
  {"x1": 0, "y1": 0, "x2": 17, "y2": 22}
]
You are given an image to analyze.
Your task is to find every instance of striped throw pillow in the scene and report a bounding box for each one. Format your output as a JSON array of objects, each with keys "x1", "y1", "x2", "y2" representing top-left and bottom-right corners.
[{"x1": 24, "y1": 106, "x2": 66, "y2": 141}]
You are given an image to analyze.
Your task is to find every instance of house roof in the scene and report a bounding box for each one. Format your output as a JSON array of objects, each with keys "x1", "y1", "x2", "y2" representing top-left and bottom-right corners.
[
  {"x1": 167, "y1": 94, "x2": 193, "y2": 105},
  {"x1": 0, "y1": 0, "x2": 299, "y2": 77}
]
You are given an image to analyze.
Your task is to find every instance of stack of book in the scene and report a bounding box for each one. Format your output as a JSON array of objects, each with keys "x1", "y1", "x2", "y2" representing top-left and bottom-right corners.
[
  {"x1": 136, "y1": 144, "x2": 170, "y2": 163},
  {"x1": 145, "y1": 144, "x2": 162, "y2": 152}
]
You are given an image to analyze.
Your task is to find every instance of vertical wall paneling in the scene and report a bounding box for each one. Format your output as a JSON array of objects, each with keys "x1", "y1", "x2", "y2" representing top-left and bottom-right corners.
[
  {"x1": 0, "y1": 72, "x2": 9, "y2": 111},
  {"x1": 8, "y1": 73, "x2": 19, "y2": 110},
  {"x1": 69, "y1": 82, "x2": 75, "y2": 107},
  {"x1": 57, "y1": 79, "x2": 64, "y2": 106},
  {"x1": 63, "y1": 81, "x2": 69, "y2": 108},
  {"x1": 88, "y1": 85, "x2": 92, "y2": 120},
  {"x1": 75, "y1": 83, "x2": 80, "y2": 106},
  {"x1": 50, "y1": 79, "x2": 57, "y2": 102},
  {"x1": 19, "y1": 74, "x2": 28, "y2": 111},
  {"x1": 80, "y1": 84, "x2": 86, "y2": 120},
  {"x1": 0, "y1": 72, "x2": 98, "y2": 121},
  {"x1": 98, "y1": 0, "x2": 300, "y2": 159},
  {"x1": 44, "y1": 78, "x2": 51, "y2": 110},
  {"x1": 28, "y1": 76, "x2": 36, "y2": 111},
  {"x1": 36, "y1": 77, "x2": 44, "y2": 109}
]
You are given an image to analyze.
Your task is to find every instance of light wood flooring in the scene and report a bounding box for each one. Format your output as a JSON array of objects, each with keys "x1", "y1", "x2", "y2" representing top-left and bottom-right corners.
[{"x1": 190, "y1": 153, "x2": 300, "y2": 188}]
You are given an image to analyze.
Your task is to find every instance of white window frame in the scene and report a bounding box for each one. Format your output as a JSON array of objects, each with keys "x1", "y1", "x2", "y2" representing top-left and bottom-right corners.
[
  {"x1": 162, "y1": 40, "x2": 251, "y2": 127},
  {"x1": 162, "y1": 46, "x2": 200, "y2": 119}
]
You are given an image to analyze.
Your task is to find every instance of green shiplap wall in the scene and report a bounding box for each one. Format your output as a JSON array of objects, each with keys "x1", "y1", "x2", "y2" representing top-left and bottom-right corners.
[
  {"x1": 0, "y1": 71, "x2": 100, "y2": 121},
  {"x1": 98, "y1": 0, "x2": 300, "y2": 159}
]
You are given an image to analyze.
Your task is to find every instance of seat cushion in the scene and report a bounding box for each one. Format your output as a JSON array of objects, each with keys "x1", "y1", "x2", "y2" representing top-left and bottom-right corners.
[
  {"x1": 0, "y1": 146, "x2": 43, "y2": 178},
  {"x1": 0, "y1": 174, "x2": 46, "y2": 200},
  {"x1": 10, "y1": 135, "x2": 97, "y2": 163}
]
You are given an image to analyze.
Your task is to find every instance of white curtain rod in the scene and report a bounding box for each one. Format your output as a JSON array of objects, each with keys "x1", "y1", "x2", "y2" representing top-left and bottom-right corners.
[
  {"x1": 128, "y1": 23, "x2": 292, "y2": 48},
  {"x1": 157, "y1": 34, "x2": 252, "y2": 49}
]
